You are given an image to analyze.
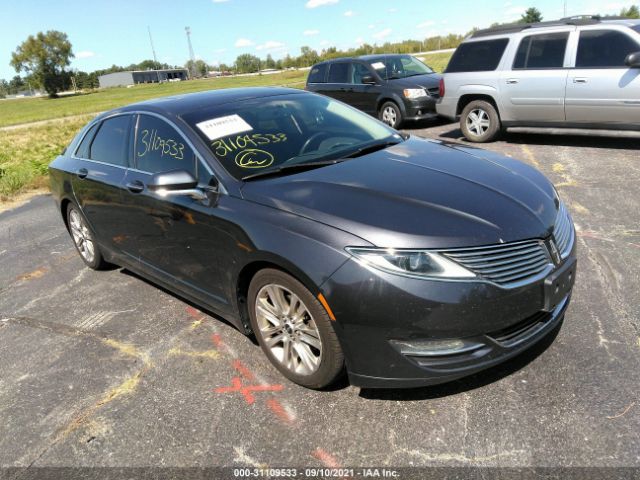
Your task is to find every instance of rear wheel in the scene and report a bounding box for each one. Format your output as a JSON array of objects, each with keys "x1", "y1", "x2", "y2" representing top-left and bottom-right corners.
[
  {"x1": 248, "y1": 269, "x2": 344, "y2": 389},
  {"x1": 379, "y1": 101, "x2": 403, "y2": 129},
  {"x1": 460, "y1": 100, "x2": 501, "y2": 143},
  {"x1": 67, "y1": 203, "x2": 108, "y2": 270}
]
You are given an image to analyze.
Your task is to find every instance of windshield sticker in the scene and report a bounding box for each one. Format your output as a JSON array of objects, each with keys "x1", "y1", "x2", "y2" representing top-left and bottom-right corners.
[
  {"x1": 196, "y1": 114, "x2": 253, "y2": 141},
  {"x1": 235, "y1": 149, "x2": 274, "y2": 169},
  {"x1": 137, "y1": 129, "x2": 185, "y2": 160},
  {"x1": 212, "y1": 132, "x2": 287, "y2": 158},
  {"x1": 371, "y1": 62, "x2": 385, "y2": 70}
]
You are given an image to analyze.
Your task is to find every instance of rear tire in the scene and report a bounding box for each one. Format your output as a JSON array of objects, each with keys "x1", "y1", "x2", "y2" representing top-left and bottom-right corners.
[
  {"x1": 66, "y1": 203, "x2": 108, "y2": 270},
  {"x1": 379, "y1": 101, "x2": 403, "y2": 129},
  {"x1": 460, "y1": 100, "x2": 501, "y2": 143},
  {"x1": 248, "y1": 269, "x2": 344, "y2": 389}
]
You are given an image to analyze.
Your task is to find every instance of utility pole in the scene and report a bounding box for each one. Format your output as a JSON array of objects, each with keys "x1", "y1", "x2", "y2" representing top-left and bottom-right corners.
[
  {"x1": 563, "y1": 0, "x2": 567, "y2": 17},
  {"x1": 148, "y1": 26, "x2": 161, "y2": 83},
  {"x1": 185, "y1": 26, "x2": 197, "y2": 79}
]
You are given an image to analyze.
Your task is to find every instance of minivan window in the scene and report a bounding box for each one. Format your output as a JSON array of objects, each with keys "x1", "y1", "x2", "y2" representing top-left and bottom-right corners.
[
  {"x1": 308, "y1": 64, "x2": 327, "y2": 83},
  {"x1": 89, "y1": 116, "x2": 130, "y2": 167},
  {"x1": 576, "y1": 30, "x2": 640, "y2": 68},
  {"x1": 135, "y1": 115, "x2": 196, "y2": 176},
  {"x1": 327, "y1": 63, "x2": 349, "y2": 83},
  {"x1": 445, "y1": 39, "x2": 509, "y2": 73},
  {"x1": 513, "y1": 32, "x2": 568, "y2": 69},
  {"x1": 350, "y1": 63, "x2": 372, "y2": 84},
  {"x1": 368, "y1": 56, "x2": 433, "y2": 80}
]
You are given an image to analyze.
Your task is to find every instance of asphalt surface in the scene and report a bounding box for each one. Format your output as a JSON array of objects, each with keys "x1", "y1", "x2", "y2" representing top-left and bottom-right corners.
[{"x1": 1, "y1": 121, "x2": 639, "y2": 473}]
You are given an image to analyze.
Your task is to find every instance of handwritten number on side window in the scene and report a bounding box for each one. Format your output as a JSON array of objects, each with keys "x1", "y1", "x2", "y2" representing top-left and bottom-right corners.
[{"x1": 138, "y1": 129, "x2": 185, "y2": 160}]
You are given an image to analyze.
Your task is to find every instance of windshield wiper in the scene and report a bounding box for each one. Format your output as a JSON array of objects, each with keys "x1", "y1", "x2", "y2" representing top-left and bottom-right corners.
[
  {"x1": 344, "y1": 139, "x2": 403, "y2": 159},
  {"x1": 242, "y1": 159, "x2": 345, "y2": 181}
]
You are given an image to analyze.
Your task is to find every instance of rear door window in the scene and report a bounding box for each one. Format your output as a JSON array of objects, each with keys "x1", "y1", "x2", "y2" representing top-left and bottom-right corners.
[
  {"x1": 74, "y1": 123, "x2": 99, "y2": 159},
  {"x1": 89, "y1": 115, "x2": 131, "y2": 167},
  {"x1": 445, "y1": 39, "x2": 509, "y2": 72},
  {"x1": 327, "y1": 62, "x2": 350, "y2": 83},
  {"x1": 576, "y1": 29, "x2": 640, "y2": 68},
  {"x1": 513, "y1": 32, "x2": 569, "y2": 69},
  {"x1": 134, "y1": 114, "x2": 196, "y2": 177},
  {"x1": 308, "y1": 64, "x2": 327, "y2": 83}
]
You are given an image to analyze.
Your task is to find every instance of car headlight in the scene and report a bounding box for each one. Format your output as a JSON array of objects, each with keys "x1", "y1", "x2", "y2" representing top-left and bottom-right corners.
[
  {"x1": 345, "y1": 247, "x2": 475, "y2": 279},
  {"x1": 403, "y1": 88, "x2": 428, "y2": 99}
]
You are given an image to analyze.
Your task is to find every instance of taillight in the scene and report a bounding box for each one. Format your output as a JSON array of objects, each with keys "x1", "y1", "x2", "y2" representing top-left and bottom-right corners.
[{"x1": 439, "y1": 77, "x2": 445, "y2": 98}]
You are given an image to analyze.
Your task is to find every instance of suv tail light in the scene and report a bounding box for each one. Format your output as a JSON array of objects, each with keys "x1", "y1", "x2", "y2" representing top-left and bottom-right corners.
[{"x1": 439, "y1": 78, "x2": 445, "y2": 98}]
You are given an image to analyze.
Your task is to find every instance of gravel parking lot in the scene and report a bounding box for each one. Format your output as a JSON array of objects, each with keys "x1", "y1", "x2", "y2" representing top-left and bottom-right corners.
[{"x1": 1, "y1": 120, "x2": 639, "y2": 476}]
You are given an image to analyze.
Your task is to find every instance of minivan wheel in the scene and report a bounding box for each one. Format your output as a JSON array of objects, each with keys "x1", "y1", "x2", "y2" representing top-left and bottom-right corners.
[
  {"x1": 67, "y1": 203, "x2": 108, "y2": 270},
  {"x1": 379, "y1": 101, "x2": 403, "y2": 129},
  {"x1": 460, "y1": 100, "x2": 501, "y2": 143},
  {"x1": 248, "y1": 269, "x2": 344, "y2": 389}
]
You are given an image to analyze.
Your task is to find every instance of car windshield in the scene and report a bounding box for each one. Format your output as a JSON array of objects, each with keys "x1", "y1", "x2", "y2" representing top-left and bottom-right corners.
[
  {"x1": 183, "y1": 93, "x2": 401, "y2": 180},
  {"x1": 367, "y1": 55, "x2": 434, "y2": 80}
]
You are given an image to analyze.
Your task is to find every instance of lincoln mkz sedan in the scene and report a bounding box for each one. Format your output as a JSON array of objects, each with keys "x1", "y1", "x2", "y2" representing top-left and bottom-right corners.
[{"x1": 49, "y1": 87, "x2": 576, "y2": 389}]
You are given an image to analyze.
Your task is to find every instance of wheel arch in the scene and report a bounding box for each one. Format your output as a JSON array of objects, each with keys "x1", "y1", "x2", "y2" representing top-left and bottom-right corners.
[
  {"x1": 456, "y1": 93, "x2": 501, "y2": 118},
  {"x1": 235, "y1": 255, "x2": 324, "y2": 334},
  {"x1": 377, "y1": 95, "x2": 406, "y2": 116}
]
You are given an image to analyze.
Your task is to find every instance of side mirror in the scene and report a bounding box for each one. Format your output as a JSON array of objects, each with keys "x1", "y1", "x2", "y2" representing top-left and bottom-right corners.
[
  {"x1": 147, "y1": 170, "x2": 207, "y2": 201},
  {"x1": 361, "y1": 75, "x2": 377, "y2": 85},
  {"x1": 625, "y1": 51, "x2": 640, "y2": 68}
]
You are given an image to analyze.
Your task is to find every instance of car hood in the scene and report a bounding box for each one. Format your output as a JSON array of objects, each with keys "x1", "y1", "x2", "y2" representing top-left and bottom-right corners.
[
  {"x1": 240, "y1": 137, "x2": 558, "y2": 249},
  {"x1": 387, "y1": 73, "x2": 441, "y2": 89}
]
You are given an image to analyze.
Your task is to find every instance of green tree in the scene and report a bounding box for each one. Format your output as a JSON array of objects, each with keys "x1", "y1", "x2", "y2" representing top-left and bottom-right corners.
[
  {"x1": 10, "y1": 30, "x2": 73, "y2": 97},
  {"x1": 265, "y1": 54, "x2": 277, "y2": 69},
  {"x1": 235, "y1": 53, "x2": 261, "y2": 73},
  {"x1": 0, "y1": 79, "x2": 7, "y2": 98},
  {"x1": 620, "y1": 5, "x2": 640, "y2": 18},
  {"x1": 519, "y1": 7, "x2": 543, "y2": 23}
]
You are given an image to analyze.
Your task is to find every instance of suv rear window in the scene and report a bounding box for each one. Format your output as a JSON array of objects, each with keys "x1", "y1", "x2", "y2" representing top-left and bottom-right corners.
[
  {"x1": 327, "y1": 63, "x2": 349, "y2": 83},
  {"x1": 576, "y1": 30, "x2": 640, "y2": 68},
  {"x1": 445, "y1": 39, "x2": 509, "y2": 73},
  {"x1": 513, "y1": 32, "x2": 568, "y2": 69},
  {"x1": 308, "y1": 64, "x2": 327, "y2": 83}
]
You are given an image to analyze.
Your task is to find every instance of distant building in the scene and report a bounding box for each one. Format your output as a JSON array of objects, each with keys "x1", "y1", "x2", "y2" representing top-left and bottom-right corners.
[{"x1": 98, "y1": 69, "x2": 189, "y2": 88}]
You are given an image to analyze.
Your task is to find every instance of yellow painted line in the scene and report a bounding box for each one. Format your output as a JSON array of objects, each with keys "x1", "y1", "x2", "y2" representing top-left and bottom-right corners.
[{"x1": 520, "y1": 145, "x2": 541, "y2": 168}]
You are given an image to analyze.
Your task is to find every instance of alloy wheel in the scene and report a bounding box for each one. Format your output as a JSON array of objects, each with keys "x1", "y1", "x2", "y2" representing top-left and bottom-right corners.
[
  {"x1": 382, "y1": 106, "x2": 397, "y2": 127},
  {"x1": 69, "y1": 209, "x2": 95, "y2": 263},
  {"x1": 466, "y1": 108, "x2": 491, "y2": 136},
  {"x1": 255, "y1": 284, "x2": 322, "y2": 376}
]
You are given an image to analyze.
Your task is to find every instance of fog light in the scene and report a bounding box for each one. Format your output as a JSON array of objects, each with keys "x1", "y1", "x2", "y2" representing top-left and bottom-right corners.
[{"x1": 390, "y1": 338, "x2": 483, "y2": 357}]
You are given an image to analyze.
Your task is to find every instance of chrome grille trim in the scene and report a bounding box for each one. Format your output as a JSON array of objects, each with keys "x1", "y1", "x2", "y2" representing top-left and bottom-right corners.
[
  {"x1": 554, "y1": 201, "x2": 574, "y2": 259},
  {"x1": 440, "y1": 239, "x2": 552, "y2": 288}
]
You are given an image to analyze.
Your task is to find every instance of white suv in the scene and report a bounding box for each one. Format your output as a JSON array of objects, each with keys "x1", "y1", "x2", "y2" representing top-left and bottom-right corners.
[{"x1": 436, "y1": 16, "x2": 640, "y2": 142}]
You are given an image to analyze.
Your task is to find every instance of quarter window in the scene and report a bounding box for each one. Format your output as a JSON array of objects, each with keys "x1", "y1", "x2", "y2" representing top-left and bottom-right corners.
[
  {"x1": 135, "y1": 115, "x2": 196, "y2": 176},
  {"x1": 308, "y1": 64, "x2": 327, "y2": 83},
  {"x1": 89, "y1": 116, "x2": 131, "y2": 167},
  {"x1": 576, "y1": 30, "x2": 640, "y2": 68},
  {"x1": 327, "y1": 63, "x2": 349, "y2": 83},
  {"x1": 513, "y1": 32, "x2": 569, "y2": 69},
  {"x1": 75, "y1": 123, "x2": 99, "y2": 159},
  {"x1": 446, "y1": 39, "x2": 509, "y2": 73}
]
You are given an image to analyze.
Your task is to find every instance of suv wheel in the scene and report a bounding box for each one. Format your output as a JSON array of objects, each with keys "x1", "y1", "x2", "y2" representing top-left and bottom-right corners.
[
  {"x1": 248, "y1": 269, "x2": 344, "y2": 389},
  {"x1": 379, "y1": 101, "x2": 403, "y2": 129},
  {"x1": 460, "y1": 100, "x2": 501, "y2": 143}
]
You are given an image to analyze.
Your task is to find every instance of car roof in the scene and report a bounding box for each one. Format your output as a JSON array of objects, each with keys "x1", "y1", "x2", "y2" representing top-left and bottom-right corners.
[
  {"x1": 111, "y1": 86, "x2": 304, "y2": 118},
  {"x1": 312, "y1": 54, "x2": 413, "y2": 67},
  {"x1": 470, "y1": 16, "x2": 640, "y2": 38}
]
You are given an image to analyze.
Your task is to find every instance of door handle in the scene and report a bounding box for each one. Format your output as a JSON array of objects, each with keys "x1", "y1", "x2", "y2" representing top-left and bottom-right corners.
[
  {"x1": 76, "y1": 168, "x2": 88, "y2": 179},
  {"x1": 126, "y1": 180, "x2": 145, "y2": 193},
  {"x1": 506, "y1": 78, "x2": 519, "y2": 84},
  {"x1": 573, "y1": 78, "x2": 587, "y2": 84}
]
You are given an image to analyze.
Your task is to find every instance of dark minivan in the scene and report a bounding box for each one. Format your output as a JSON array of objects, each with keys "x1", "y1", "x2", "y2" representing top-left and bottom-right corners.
[{"x1": 306, "y1": 54, "x2": 442, "y2": 128}]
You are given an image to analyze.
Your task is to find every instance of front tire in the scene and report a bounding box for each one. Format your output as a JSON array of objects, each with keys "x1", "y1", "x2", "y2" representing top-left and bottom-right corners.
[
  {"x1": 460, "y1": 100, "x2": 501, "y2": 143},
  {"x1": 379, "y1": 101, "x2": 403, "y2": 129},
  {"x1": 248, "y1": 269, "x2": 344, "y2": 389},
  {"x1": 66, "y1": 203, "x2": 108, "y2": 270}
]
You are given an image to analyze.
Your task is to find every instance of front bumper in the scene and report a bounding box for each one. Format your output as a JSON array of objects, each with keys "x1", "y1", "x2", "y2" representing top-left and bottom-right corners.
[
  {"x1": 321, "y1": 249, "x2": 576, "y2": 388},
  {"x1": 403, "y1": 96, "x2": 439, "y2": 121}
]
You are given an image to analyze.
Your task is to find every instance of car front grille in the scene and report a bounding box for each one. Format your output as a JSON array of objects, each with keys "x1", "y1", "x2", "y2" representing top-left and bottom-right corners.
[
  {"x1": 553, "y1": 201, "x2": 574, "y2": 259},
  {"x1": 427, "y1": 87, "x2": 440, "y2": 98},
  {"x1": 441, "y1": 240, "x2": 551, "y2": 287}
]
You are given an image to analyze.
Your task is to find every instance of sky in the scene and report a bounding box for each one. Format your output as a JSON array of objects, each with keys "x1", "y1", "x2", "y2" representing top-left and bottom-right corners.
[{"x1": 1, "y1": 0, "x2": 638, "y2": 79}]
